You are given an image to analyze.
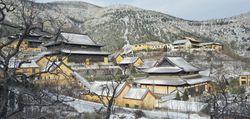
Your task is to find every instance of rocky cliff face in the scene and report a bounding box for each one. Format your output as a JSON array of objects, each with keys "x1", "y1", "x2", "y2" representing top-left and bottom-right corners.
[{"x1": 5, "y1": 1, "x2": 250, "y2": 52}]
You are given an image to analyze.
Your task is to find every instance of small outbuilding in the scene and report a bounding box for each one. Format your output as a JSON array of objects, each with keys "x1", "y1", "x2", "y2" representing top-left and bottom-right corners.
[{"x1": 123, "y1": 88, "x2": 156, "y2": 109}]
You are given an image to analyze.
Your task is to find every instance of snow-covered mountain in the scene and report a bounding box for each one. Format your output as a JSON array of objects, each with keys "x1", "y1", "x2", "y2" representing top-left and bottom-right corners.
[{"x1": 6, "y1": 1, "x2": 250, "y2": 52}]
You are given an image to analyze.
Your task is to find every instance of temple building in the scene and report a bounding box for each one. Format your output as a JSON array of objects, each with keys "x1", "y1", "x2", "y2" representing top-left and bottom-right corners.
[
  {"x1": 200, "y1": 42, "x2": 223, "y2": 52},
  {"x1": 82, "y1": 81, "x2": 156, "y2": 109},
  {"x1": 43, "y1": 32, "x2": 110, "y2": 65},
  {"x1": 4, "y1": 31, "x2": 52, "y2": 53},
  {"x1": 172, "y1": 37, "x2": 201, "y2": 51},
  {"x1": 239, "y1": 72, "x2": 250, "y2": 86},
  {"x1": 134, "y1": 57, "x2": 211, "y2": 97}
]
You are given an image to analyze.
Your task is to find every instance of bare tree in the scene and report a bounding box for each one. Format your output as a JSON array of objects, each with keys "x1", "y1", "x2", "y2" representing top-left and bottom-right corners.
[
  {"x1": 0, "y1": 0, "x2": 77, "y2": 118},
  {"x1": 205, "y1": 63, "x2": 250, "y2": 119},
  {"x1": 83, "y1": 72, "x2": 128, "y2": 119}
]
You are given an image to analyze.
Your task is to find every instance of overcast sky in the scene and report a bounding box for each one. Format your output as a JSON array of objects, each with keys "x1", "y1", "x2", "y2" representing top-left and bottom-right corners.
[{"x1": 35, "y1": 0, "x2": 250, "y2": 20}]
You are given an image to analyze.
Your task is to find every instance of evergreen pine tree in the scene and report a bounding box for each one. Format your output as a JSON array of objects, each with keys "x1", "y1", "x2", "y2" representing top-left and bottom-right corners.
[
  {"x1": 175, "y1": 91, "x2": 181, "y2": 100},
  {"x1": 182, "y1": 89, "x2": 189, "y2": 101}
]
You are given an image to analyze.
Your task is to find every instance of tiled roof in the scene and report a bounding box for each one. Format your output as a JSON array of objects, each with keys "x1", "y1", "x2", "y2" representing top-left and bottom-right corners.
[
  {"x1": 118, "y1": 57, "x2": 139, "y2": 65},
  {"x1": 138, "y1": 59, "x2": 158, "y2": 69},
  {"x1": 183, "y1": 76, "x2": 211, "y2": 85},
  {"x1": 143, "y1": 66, "x2": 182, "y2": 74},
  {"x1": 61, "y1": 32, "x2": 97, "y2": 46},
  {"x1": 134, "y1": 76, "x2": 186, "y2": 86},
  {"x1": 89, "y1": 81, "x2": 127, "y2": 97},
  {"x1": 124, "y1": 88, "x2": 149, "y2": 100},
  {"x1": 134, "y1": 75, "x2": 211, "y2": 86},
  {"x1": 44, "y1": 32, "x2": 103, "y2": 47},
  {"x1": 166, "y1": 57, "x2": 200, "y2": 72},
  {"x1": 172, "y1": 40, "x2": 188, "y2": 45},
  {"x1": 61, "y1": 49, "x2": 110, "y2": 55}
]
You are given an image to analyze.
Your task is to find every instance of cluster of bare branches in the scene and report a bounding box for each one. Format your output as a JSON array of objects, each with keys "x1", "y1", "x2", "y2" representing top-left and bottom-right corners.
[
  {"x1": 82, "y1": 72, "x2": 128, "y2": 119},
  {"x1": 0, "y1": 0, "x2": 77, "y2": 118},
  {"x1": 204, "y1": 62, "x2": 250, "y2": 119}
]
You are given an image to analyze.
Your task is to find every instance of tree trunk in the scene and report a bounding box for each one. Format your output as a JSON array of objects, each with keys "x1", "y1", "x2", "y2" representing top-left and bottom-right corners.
[
  {"x1": 105, "y1": 106, "x2": 111, "y2": 119},
  {"x1": 0, "y1": 85, "x2": 9, "y2": 119}
]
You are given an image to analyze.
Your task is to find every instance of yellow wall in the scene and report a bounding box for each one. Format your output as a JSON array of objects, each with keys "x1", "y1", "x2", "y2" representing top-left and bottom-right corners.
[
  {"x1": 122, "y1": 91, "x2": 155, "y2": 109},
  {"x1": 25, "y1": 47, "x2": 42, "y2": 52},
  {"x1": 203, "y1": 44, "x2": 223, "y2": 52},
  {"x1": 40, "y1": 63, "x2": 73, "y2": 80},
  {"x1": 37, "y1": 56, "x2": 56, "y2": 67},
  {"x1": 16, "y1": 67, "x2": 40, "y2": 76},
  {"x1": 141, "y1": 85, "x2": 177, "y2": 95},
  {"x1": 114, "y1": 84, "x2": 131, "y2": 106},
  {"x1": 81, "y1": 84, "x2": 156, "y2": 109},
  {"x1": 37, "y1": 56, "x2": 68, "y2": 67},
  {"x1": 134, "y1": 58, "x2": 143, "y2": 67},
  {"x1": 82, "y1": 84, "x2": 131, "y2": 105},
  {"x1": 10, "y1": 40, "x2": 42, "y2": 52},
  {"x1": 115, "y1": 55, "x2": 124, "y2": 64},
  {"x1": 104, "y1": 57, "x2": 109, "y2": 64},
  {"x1": 213, "y1": 45, "x2": 223, "y2": 52},
  {"x1": 142, "y1": 92, "x2": 156, "y2": 109},
  {"x1": 11, "y1": 40, "x2": 28, "y2": 50},
  {"x1": 132, "y1": 44, "x2": 149, "y2": 51},
  {"x1": 83, "y1": 94, "x2": 109, "y2": 104}
]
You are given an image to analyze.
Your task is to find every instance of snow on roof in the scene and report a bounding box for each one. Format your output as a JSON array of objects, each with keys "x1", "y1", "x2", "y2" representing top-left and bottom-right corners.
[
  {"x1": 183, "y1": 76, "x2": 211, "y2": 85},
  {"x1": 201, "y1": 42, "x2": 221, "y2": 46},
  {"x1": 134, "y1": 76, "x2": 187, "y2": 86},
  {"x1": 118, "y1": 57, "x2": 139, "y2": 65},
  {"x1": 166, "y1": 57, "x2": 200, "y2": 72},
  {"x1": 138, "y1": 59, "x2": 158, "y2": 69},
  {"x1": 143, "y1": 66, "x2": 182, "y2": 74},
  {"x1": 135, "y1": 75, "x2": 211, "y2": 86},
  {"x1": 30, "y1": 51, "x2": 53, "y2": 61},
  {"x1": 42, "y1": 61, "x2": 61, "y2": 72},
  {"x1": 199, "y1": 69, "x2": 211, "y2": 76},
  {"x1": 61, "y1": 32, "x2": 97, "y2": 46},
  {"x1": 172, "y1": 40, "x2": 188, "y2": 45},
  {"x1": 72, "y1": 71, "x2": 91, "y2": 88},
  {"x1": 44, "y1": 32, "x2": 103, "y2": 47},
  {"x1": 89, "y1": 81, "x2": 126, "y2": 97},
  {"x1": 240, "y1": 71, "x2": 250, "y2": 75},
  {"x1": 124, "y1": 88, "x2": 149, "y2": 100},
  {"x1": 61, "y1": 49, "x2": 110, "y2": 55},
  {"x1": 9, "y1": 60, "x2": 39, "y2": 68}
]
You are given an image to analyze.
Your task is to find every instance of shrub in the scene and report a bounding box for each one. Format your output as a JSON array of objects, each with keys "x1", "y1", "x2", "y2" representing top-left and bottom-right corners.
[
  {"x1": 134, "y1": 110, "x2": 145, "y2": 119},
  {"x1": 175, "y1": 91, "x2": 181, "y2": 100},
  {"x1": 182, "y1": 89, "x2": 189, "y2": 101},
  {"x1": 83, "y1": 112, "x2": 102, "y2": 119}
]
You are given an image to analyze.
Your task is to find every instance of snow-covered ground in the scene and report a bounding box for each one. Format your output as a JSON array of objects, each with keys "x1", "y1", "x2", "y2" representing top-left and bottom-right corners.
[
  {"x1": 159, "y1": 100, "x2": 208, "y2": 113},
  {"x1": 63, "y1": 97, "x2": 103, "y2": 113},
  {"x1": 62, "y1": 96, "x2": 209, "y2": 119}
]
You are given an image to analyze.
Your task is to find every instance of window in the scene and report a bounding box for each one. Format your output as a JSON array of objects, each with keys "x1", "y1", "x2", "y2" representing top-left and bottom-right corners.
[
  {"x1": 134, "y1": 105, "x2": 139, "y2": 108},
  {"x1": 125, "y1": 104, "x2": 129, "y2": 107},
  {"x1": 241, "y1": 76, "x2": 247, "y2": 79},
  {"x1": 242, "y1": 81, "x2": 247, "y2": 85}
]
